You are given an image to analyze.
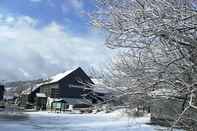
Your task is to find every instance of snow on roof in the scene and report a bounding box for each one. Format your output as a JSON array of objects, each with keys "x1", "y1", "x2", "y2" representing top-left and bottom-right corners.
[
  {"x1": 50, "y1": 70, "x2": 73, "y2": 83},
  {"x1": 44, "y1": 67, "x2": 80, "y2": 85},
  {"x1": 36, "y1": 93, "x2": 46, "y2": 98},
  {"x1": 20, "y1": 67, "x2": 81, "y2": 96},
  {"x1": 33, "y1": 83, "x2": 47, "y2": 91},
  {"x1": 21, "y1": 87, "x2": 32, "y2": 95}
]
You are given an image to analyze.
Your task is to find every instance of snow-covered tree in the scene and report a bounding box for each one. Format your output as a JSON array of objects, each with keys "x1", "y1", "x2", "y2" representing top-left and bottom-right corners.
[{"x1": 92, "y1": 0, "x2": 197, "y2": 130}]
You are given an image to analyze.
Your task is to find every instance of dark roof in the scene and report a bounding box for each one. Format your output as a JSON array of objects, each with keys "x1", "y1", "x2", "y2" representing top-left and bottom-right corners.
[{"x1": 39, "y1": 67, "x2": 94, "y2": 86}]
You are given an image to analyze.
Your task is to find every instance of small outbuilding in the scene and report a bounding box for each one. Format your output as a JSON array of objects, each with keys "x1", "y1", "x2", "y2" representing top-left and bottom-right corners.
[
  {"x1": 0, "y1": 85, "x2": 4, "y2": 101},
  {"x1": 17, "y1": 85, "x2": 40, "y2": 109},
  {"x1": 0, "y1": 85, "x2": 5, "y2": 108}
]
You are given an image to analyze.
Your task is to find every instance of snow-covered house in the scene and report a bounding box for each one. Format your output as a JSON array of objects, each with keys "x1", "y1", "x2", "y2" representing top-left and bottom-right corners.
[
  {"x1": 38, "y1": 67, "x2": 95, "y2": 111},
  {"x1": 17, "y1": 67, "x2": 109, "y2": 111}
]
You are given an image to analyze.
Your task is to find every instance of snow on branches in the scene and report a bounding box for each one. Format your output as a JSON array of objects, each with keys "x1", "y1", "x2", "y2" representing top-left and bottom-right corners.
[{"x1": 93, "y1": 0, "x2": 197, "y2": 130}]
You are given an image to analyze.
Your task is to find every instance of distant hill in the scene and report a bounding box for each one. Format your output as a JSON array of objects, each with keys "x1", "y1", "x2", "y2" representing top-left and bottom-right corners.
[
  {"x1": 5, "y1": 79, "x2": 43, "y2": 88},
  {"x1": 4, "y1": 79, "x2": 44, "y2": 98}
]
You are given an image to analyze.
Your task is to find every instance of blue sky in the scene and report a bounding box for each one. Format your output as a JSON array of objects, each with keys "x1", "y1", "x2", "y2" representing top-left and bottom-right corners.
[
  {"x1": 0, "y1": 0, "x2": 113, "y2": 81},
  {"x1": 0, "y1": 0, "x2": 95, "y2": 34}
]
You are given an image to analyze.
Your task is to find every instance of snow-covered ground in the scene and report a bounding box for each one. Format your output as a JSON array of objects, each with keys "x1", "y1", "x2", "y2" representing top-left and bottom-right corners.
[{"x1": 0, "y1": 110, "x2": 171, "y2": 131}]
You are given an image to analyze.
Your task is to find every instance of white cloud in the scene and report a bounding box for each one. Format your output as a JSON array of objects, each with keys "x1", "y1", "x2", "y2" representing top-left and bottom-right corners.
[
  {"x1": 0, "y1": 14, "x2": 112, "y2": 81},
  {"x1": 62, "y1": 0, "x2": 85, "y2": 14},
  {"x1": 70, "y1": 0, "x2": 84, "y2": 10},
  {"x1": 5, "y1": 16, "x2": 15, "y2": 23}
]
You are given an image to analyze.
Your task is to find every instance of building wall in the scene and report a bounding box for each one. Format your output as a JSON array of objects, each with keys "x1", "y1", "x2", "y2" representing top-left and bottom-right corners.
[
  {"x1": 40, "y1": 83, "x2": 59, "y2": 98},
  {"x1": 58, "y1": 68, "x2": 93, "y2": 98}
]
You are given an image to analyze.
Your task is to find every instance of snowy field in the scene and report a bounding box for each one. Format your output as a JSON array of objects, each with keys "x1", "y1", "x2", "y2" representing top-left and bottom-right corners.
[{"x1": 0, "y1": 110, "x2": 171, "y2": 131}]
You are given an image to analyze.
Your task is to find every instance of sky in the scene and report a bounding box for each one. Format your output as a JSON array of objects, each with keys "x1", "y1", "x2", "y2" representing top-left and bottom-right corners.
[{"x1": 0, "y1": 0, "x2": 113, "y2": 81}]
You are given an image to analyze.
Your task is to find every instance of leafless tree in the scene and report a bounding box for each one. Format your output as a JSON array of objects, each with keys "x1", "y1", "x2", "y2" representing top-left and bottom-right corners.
[{"x1": 92, "y1": 0, "x2": 197, "y2": 130}]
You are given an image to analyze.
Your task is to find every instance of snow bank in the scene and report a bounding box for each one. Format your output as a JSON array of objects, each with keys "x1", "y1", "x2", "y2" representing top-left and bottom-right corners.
[
  {"x1": 23, "y1": 110, "x2": 156, "y2": 131},
  {"x1": 25, "y1": 108, "x2": 150, "y2": 123}
]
